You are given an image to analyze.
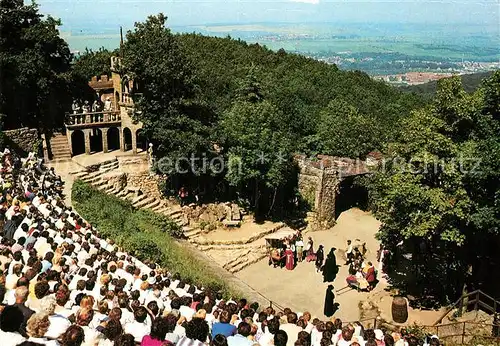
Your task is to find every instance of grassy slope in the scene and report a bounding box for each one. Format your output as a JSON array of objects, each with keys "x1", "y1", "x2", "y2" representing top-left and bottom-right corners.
[{"x1": 71, "y1": 180, "x2": 233, "y2": 295}]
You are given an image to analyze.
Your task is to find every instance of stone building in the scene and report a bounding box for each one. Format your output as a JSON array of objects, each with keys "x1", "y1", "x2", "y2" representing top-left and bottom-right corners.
[
  {"x1": 63, "y1": 57, "x2": 145, "y2": 157},
  {"x1": 296, "y1": 154, "x2": 374, "y2": 228}
]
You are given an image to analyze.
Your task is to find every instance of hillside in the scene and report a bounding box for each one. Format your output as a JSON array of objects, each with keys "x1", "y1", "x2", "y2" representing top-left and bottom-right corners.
[
  {"x1": 176, "y1": 33, "x2": 425, "y2": 146},
  {"x1": 399, "y1": 71, "x2": 496, "y2": 98}
]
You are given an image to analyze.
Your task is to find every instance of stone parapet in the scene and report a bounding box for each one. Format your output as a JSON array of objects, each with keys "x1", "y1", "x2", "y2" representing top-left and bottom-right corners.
[{"x1": 3, "y1": 127, "x2": 40, "y2": 156}]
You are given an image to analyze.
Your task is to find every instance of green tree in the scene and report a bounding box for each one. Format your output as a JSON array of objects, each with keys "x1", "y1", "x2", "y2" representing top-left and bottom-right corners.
[
  {"x1": 72, "y1": 47, "x2": 115, "y2": 81},
  {"x1": 222, "y1": 75, "x2": 294, "y2": 215},
  {"x1": 316, "y1": 98, "x2": 381, "y2": 158},
  {"x1": 0, "y1": 0, "x2": 73, "y2": 130},
  {"x1": 366, "y1": 75, "x2": 500, "y2": 304},
  {"x1": 122, "y1": 14, "x2": 213, "y2": 162}
]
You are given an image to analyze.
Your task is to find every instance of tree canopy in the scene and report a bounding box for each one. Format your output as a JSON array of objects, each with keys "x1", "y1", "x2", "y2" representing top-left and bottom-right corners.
[
  {"x1": 122, "y1": 14, "x2": 214, "y2": 163},
  {"x1": 0, "y1": 0, "x2": 73, "y2": 130},
  {"x1": 365, "y1": 72, "x2": 500, "y2": 304}
]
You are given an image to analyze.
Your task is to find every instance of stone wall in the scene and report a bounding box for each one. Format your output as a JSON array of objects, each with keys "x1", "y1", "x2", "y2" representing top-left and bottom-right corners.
[
  {"x1": 126, "y1": 172, "x2": 162, "y2": 199},
  {"x1": 297, "y1": 157, "x2": 340, "y2": 228},
  {"x1": 3, "y1": 128, "x2": 40, "y2": 156},
  {"x1": 296, "y1": 154, "x2": 372, "y2": 228}
]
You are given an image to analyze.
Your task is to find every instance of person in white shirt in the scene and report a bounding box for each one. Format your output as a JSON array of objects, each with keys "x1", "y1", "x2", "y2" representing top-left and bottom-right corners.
[
  {"x1": 179, "y1": 296, "x2": 196, "y2": 322},
  {"x1": 119, "y1": 297, "x2": 135, "y2": 326},
  {"x1": 279, "y1": 313, "x2": 303, "y2": 346},
  {"x1": 76, "y1": 308, "x2": 99, "y2": 346},
  {"x1": 258, "y1": 317, "x2": 280, "y2": 346},
  {"x1": 345, "y1": 240, "x2": 353, "y2": 265},
  {"x1": 124, "y1": 306, "x2": 151, "y2": 343},
  {"x1": 26, "y1": 312, "x2": 59, "y2": 346},
  {"x1": 41, "y1": 296, "x2": 71, "y2": 339},
  {"x1": 0, "y1": 305, "x2": 27, "y2": 346}
]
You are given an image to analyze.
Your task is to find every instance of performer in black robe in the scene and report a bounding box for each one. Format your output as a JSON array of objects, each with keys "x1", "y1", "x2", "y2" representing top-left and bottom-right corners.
[
  {"x1": 324, "y1": 284, "x2": 335, "y2": 317},
  {"x1": 322, "y1": 247, "x2": 339, "y2": 283},
  {"x1": 315, "y1": 245, "x2": 324, "y2": 273}
]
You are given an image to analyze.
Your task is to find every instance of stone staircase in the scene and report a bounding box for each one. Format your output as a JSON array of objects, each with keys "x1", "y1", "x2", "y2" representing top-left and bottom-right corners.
[
  {"x1": 189, "y1": 223, "x2": 289, "y2": 274},
  {"x1": 49, "y1": 133, "x2": 72, "y2": 161},
  {"x1": 70, "y1": 159, "x2": 199, "y2": 238},
  {"x1": 71, "y1": 158, "x2": 292, "y2": 274}
]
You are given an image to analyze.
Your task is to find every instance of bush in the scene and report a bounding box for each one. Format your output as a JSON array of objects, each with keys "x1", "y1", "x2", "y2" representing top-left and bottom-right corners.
[{"x1": 71, "y1": 180, "x2": 231, "y2": 294}]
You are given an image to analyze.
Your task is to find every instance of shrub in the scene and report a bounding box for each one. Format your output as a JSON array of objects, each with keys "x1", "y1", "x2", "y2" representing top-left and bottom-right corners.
[{"x1": 71, "y1": 180, "x2": 231, "y2": 294}]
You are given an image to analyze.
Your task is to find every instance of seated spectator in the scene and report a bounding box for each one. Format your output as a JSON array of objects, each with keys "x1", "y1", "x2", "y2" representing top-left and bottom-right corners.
[
  {"x1": 211, "y1": 310, "x2": 237, "y2": 338},
  {"x1": 274, "y1": 330, "x2": 289, "y2": 346},
  {"x1": 26, "y1": 312, "x2": 58, "y2": 346},
  {"x1": 0, "y1": 305, "x2": 26, "y2": 346},
  {"x1": 177, "y1": 318, "x2": 209, "y2": 346},
  {"x1": 280, "y1": 313, "x2": 302, "y2": 346},
  {"x1": 125, "y1": 306, "x2": 151, "y2": 343},
  {"x1": 211, "y1": 334, "x2": 228, "y2": 346},
  {"x1": 141, "y1": 316, "x2": 172, "y2": 346},
  {"x1": 13, "y1": 285, "x2": 35, "y2": 336},
  {"x1": 227, "y1": 322, "x2": 253, "y2": 346},
  {"x1": 60, "y1": 325, "x2": 85, "y2": 346}
]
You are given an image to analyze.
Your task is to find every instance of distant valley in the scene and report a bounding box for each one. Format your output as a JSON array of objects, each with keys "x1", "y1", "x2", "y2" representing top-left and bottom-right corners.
[{"x1": 63, "y1": 22, "x2": 500, "y2": 77}]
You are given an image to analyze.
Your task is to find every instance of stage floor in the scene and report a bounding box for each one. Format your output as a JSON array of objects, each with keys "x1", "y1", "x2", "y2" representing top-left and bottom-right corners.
[{"x1": 235, "y1": 208, "x2": 385, "y2": 322}]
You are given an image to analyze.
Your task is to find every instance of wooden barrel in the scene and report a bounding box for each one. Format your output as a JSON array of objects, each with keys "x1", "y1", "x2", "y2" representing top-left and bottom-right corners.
[{"x1": 392, "y1": 296, "x2": 408, "y2": 323}]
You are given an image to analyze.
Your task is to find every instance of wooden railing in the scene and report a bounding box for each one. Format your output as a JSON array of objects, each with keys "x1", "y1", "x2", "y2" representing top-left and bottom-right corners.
[
  {"x1": 434, "y1": 290, "x2": 500, "y2": 325},
  {"x1": 65, "y1": 111, "x2": 121, "y2": 127}
]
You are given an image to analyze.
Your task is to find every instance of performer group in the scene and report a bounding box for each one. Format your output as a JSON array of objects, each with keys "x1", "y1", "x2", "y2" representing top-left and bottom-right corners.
[{"x1": 268, "y1": 232, "x2": 378, "y2": 291}]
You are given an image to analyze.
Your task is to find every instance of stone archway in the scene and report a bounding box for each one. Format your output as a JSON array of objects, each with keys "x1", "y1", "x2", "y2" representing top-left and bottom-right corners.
[
  {"x1": 123, "y1": 127, "x2": 132, "y2": 151},
  {"x1": 107, "y1": 127, "x2": 120, "y2": 151},
  {"x1": 89, "y1": 128, "x2": 103, "y2": 153},
  {"x1": 136, "y1": 129, "x2": 147, "y2": 152},
  {"x1": 71, "y1": 130, "x2": 85, "y2": 156}
]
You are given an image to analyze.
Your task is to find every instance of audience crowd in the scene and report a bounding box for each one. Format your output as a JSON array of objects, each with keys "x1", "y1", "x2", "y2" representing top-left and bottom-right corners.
[{"x1": 0, "y1": 149, "x2": 440, "y2": 346}]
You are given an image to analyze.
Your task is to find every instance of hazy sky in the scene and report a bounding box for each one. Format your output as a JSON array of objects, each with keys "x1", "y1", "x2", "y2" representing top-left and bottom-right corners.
[{"x1": 37, "y1": 0, "x2": 499, "y2": 32}]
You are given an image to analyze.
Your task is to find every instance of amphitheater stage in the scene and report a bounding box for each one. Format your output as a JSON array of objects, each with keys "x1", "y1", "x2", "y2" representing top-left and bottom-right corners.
[{"x1": 235, "y1": 208, "x2": 385, "y2": 322}]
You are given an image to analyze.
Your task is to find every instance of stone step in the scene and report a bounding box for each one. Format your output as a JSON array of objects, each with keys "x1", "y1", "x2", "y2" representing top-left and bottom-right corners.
[
  {"x1": 195, "y1": 243, "x2": 266, "y2": 251},
  {"x1": 100, "y1": 163, "x2": 119, "y2": 172},
  {"x1": 224, "y1": 249, "x2": 252, "y2": 269},
  {"x1": 165, "y1": 209, "x2": 182, "y2": 218},
  {"x1": 120, "y1": 192, "x2": 132, "y2": 200},
  {"x1": 97, "y1": 183, "x2": 110, "y2": 191},
  {"x1": 142, "y1": 199, "x2": 161, "y2": 210},
  {"x1": 73, "y1": 171, "x2": 89, "y2": 178},
  {"x1": 228, "y1": 252, "x2": 267, "y2": 274},
  {"x1": 53, "y1": 154, "x2": 72, "y2": 160},
  {"x1": 93, "y1": 179, "x2": 108, "y2": 188},
  {"x1": 171, "y1": 214, "x2": 183, "y2": 222},
  {"x1": 116, "y1": 189, "x2": 128, "y2": 198},
  {"x1": 154, "y1": 207, "x2": 170, "y2": 215},
  {"x1": 134, "y1": 196, "x2": 156, "y2": 209},
  {"x1": 131, "y1": 194, "x2": 147, "y2": 205},
  {"x1": 150, "y1": 203, "x2": 165, "y2": 212},
  {"x1": 184, "y1": 227, "x2": 202, "y2": 238},
  {"x1": 83, "y1": 175, "x2": 102, "y2": 184},
  {"x1": 51, "y1": 138, "x2": 68, "y2": 143},
  {"x1": 52, "y1": 147, "x2": 70, "y2": 154},
  {"x1": 100, "y1": 160, "x2": 119, "y2": 170}
]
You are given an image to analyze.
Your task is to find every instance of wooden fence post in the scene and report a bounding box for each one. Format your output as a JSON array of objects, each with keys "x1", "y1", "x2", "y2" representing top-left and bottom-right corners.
[{"x1": 462, "y1": 322, "x2": 466, "y2": 344}]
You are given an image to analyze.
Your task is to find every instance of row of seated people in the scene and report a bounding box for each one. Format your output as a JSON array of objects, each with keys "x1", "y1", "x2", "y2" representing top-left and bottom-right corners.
[{"x1": 0, "y1": 149, "x2": 439, "y2": 346}]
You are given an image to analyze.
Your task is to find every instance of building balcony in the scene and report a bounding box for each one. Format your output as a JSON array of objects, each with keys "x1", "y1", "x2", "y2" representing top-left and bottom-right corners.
[{"x1": 65, "y1": 111, "x2": 122, "y2": 129}]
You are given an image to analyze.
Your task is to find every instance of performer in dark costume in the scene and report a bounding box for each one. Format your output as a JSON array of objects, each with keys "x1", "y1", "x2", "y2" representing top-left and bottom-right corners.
[
  {"x1": 315, "y1": 245, "x2": 324, "y2": 273},
  {"x1": 324, "y1": 284, "x2": 335, "y2": 317},
  {"x1": 322, "y1": 247, "x2": 339, "y2": 283}
]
